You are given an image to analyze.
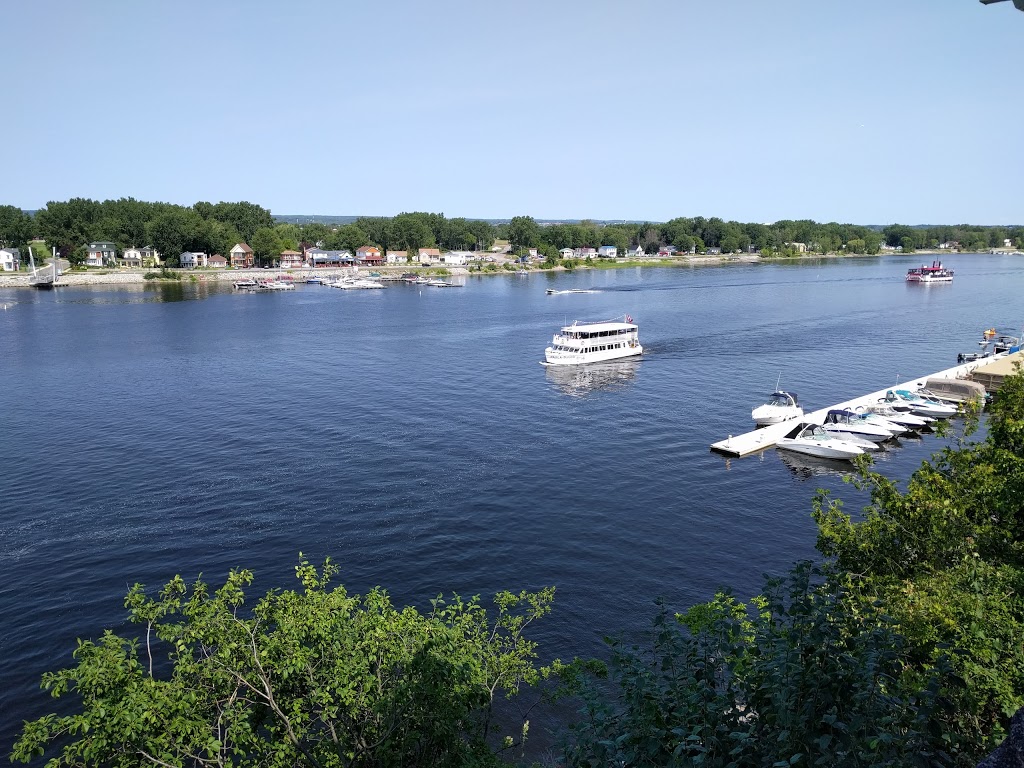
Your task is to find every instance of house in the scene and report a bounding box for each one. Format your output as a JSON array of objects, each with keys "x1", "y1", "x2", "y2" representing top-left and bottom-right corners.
[
  {"x1": 1004, "y1": 238, "x2": 1014, "y2": 248},
  {"x1": 574, "y1": 247, "x2": 597, "y2": 259},
  {"x1": 440, "y1": 251, "x2": 471, "y2": 266},
  {"x1": 785, "y1": 242, "x2": 807, "y2": 253},
  {"x1": 0, "y1": 247, "x2": 21, "y2": 272},
  {"x1": 230, "y1": 243, "x2": 254, "y2": 268},
  {"x1": 86, "y1": 241, "x2": 117, "y2": 267},
  {"x1": 179, "y1": 252, "x2": 208, "y2": 268},
  {"x1": 598, "y1": 245, "x2": 618, "y2": 258},
  {"x1": 705, "y1": 247, "x2": 721, "y2": 255},
  {"x1": 306, "y1": 249, "x2": 354, "y2": 267},
  {"x1": 385, "y1": 250, "x2": 408, "y2": 264},
  {"x1": 279, "y1": 250, "x2": 304, "y2": 269},
  {"x1": 356, "y1": 246, "x2": 383, "y2": 266},
  {"x1": 658, "y1": 245, "x2": 678, "y2": 256},
  {"x1": 558, "y1": 248, "x2": 574, "y2": 259},
  {"x1": 208, "y1": 254, "x2": 228, "y2": 268},
  {"x1": 632, "y1": 245, "x2": 644, "y2": 256},
  {"x1": 417, "y1": 247, "x2": 441, "y2": 265},
  {"x1": 120, "y1": 246, "x2": 161, "y2": 268}
]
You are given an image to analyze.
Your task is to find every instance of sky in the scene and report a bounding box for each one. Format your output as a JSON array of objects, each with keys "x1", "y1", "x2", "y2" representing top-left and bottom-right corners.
[{"x1": 4, "y1": 0, "x2": 1022, "y2": 224}]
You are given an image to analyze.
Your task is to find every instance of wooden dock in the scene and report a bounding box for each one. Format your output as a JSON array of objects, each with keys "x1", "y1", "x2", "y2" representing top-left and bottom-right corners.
[{"x1": 709, "y1": 352, "x2": 1016, "y2": 458}]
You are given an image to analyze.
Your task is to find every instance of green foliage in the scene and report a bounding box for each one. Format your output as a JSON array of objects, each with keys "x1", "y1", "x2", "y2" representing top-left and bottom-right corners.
[
  {"x1": 142, "y1": 269, "x2": 181, "y2": 281},
  {"x1": 813, "y1": 367, "x2": 1024, "y2": 754},
  {"x1": 0, "y1": 205, "x2": 35, "y2": 249},
  {"x1": 507, "y1": 216, "x2": 539, "y2": 252},
  {"x1": 561, "y1": 565, "x2": 957, "y2": 768},
  {"x1": 13, "y1": 556, "x2": 556, "y2": 768}
]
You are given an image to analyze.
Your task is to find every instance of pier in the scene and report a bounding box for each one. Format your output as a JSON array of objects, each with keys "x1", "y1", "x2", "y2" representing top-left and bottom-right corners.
[{"x1": 710, "y1": 351, "x2": 1024, "y2": 458}]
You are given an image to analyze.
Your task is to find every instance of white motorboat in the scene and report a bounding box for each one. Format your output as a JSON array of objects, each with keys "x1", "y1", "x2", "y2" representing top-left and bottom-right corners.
[
  {"x1": 542, "y1": 316, "x2": 642, "y2": 366},
  {"x1": 776, "y1": 423, "x2": 866, "y2": 460},
  {"x1": 546, "y1": 288, "x2": 600, "y2": 295},
  {"x1": 917, "y1": 377, "x2": 986, "y2": 405},
  {"x1": 751, "y1": 390, "x2": 803, "y2": 426},
  {"x1": 882, "y1": 390, "x2": 957, "y2": 418},
  {"x1": 860, "y1": 403, "x2": 933, "y2": 429},
  {"x1": 426, "y1": 279, "x2": 458, "y2": 287},
  {"x1": 821, "y1": 409, "x2": 896, "y2": 443},
  {"x1": 847, "y1": 409, "x2": 909, "y2": 436}
]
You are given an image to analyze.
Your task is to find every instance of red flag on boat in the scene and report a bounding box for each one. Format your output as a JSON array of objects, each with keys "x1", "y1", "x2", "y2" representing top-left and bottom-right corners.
[{"x1": 626, "y1": 315, "x2": 633, "y2": 323}]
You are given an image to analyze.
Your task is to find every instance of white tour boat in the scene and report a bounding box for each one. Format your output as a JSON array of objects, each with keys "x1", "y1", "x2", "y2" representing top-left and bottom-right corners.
[
  {"x1": 542, "y1": 316, "x2": 642, "y2": 366},
  {"x1": 905, "y1": 260, "x2": 953, "y2": 283}
]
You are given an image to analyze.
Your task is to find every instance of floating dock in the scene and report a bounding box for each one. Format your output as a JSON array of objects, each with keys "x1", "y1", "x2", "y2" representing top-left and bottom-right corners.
[{"x1": 710, "y1": 352, "x2": 1021, "y2": 458}]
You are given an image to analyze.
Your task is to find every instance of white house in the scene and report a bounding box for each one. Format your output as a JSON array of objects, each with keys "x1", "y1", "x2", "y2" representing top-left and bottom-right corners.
[
  {"x1": 86, "y1": 241, "x2": 117, "y2": 267},
  {"x1": 558, "y1": 248, "x2": 574, "y2": 259},
  {"x1": 632, "y1": 245, "x2": 644, "y2": 256},
  {"x1": 598, "y1": 245, "x2": 618, "y2": 258},
  {"x1": 440, "y1": 251, "x2": 471, "y2": 266},
  {"x1": 121, "y1": 246, "x2": 160, "y2": 267},
  {"x1": 179, "y1": 251, "x2": 208, "y2": 268},
  {"x1": 418, "y1": 248, "x2": 441, "y2": 264},
  {"x1": 0, "y1": 247, "x2": 21, "y2": 272},
  {"x1": 385, "y1": 250, "x2": 408, "y2": 264}
]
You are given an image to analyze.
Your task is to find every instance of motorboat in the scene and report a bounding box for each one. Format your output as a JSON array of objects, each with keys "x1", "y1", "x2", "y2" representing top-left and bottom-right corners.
[
  {"x1": 859, "y1": 403, "x2": 933, "y2": 429},
  {"x1": 542, "y1": 316, "x2": 642, "y2": 366},
  {"x1": 917, "y1": 377, "x2": 986, "y2": 405},
  {"x1": 546, "y1": 288, "x2": 600, "y2": 295},
  {"x1": 775, "y1": 423, "x2": 866, "y2": 460},
  {"x1": 426, "y1": 279, "x2": 457, "y2": 287},
  {"x1": 751, "y1": 391, "x2": 804, "y2": 427},
  {"x1": 846, "y1": 408, "x2": 909, "y2": 436},
  {"x1": 821, "y1": 409, "x2": 895, "y2": 444},
  {"x1": 882, "y1": 390, "x2": 957, "y2": 418},
  {"x1": 905, "y1": 260, "x2": 953, "y2": 283}
]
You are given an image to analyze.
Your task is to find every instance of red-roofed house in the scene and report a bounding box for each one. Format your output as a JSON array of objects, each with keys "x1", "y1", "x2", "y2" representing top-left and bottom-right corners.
[
  {"x1": 279, "y1": 250, "x2": 303, "y2": 269},
  {"x1": 356, "y1": 246, "x2": 383, "y2": 266}
]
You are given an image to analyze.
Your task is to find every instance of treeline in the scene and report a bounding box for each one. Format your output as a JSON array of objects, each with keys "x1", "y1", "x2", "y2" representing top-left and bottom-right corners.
[
  {"x1": 13, "y1": 376, "x2": 1024, "y2": 766},
  {"x1": 0, "y1": 200, "x2": 1021, "y2": 269}
]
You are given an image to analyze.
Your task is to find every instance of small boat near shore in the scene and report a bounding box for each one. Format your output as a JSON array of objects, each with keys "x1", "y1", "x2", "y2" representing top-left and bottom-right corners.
[{"x1": 541, "y1": 316, "x2": 642, "y2": 366}]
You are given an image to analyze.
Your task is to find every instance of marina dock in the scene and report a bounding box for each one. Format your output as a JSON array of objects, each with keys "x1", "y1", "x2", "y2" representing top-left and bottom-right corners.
[{"x1": 710, "y1": 351, "x2": 1024, "y2": 458}]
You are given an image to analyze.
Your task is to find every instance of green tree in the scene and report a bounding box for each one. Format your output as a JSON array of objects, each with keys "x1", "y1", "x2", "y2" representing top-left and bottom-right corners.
[
  {"x1": 145, "y1": 208, "x2": 210, "y2": 262},
  {"x1": 507, "y1": 215, "x2": 539, "y2": 252},
  {"x1": 900, "y1": 235, "x2": 915, "y2": 253},
  {"x1": 0, "y1": 205, "x2": 34, "y2": 250},
  {"x1": 14, "y1": 557, "x2": 556, "y2": 768},
  {"x1": 250, "y1": 226, "x2": 284, "y2": 266}
]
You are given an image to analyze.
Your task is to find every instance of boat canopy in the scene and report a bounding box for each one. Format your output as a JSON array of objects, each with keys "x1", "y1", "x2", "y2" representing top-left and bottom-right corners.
[
  {"x1": 825, "y1": 409, "x2": 859, "y2": 422},
  {"x1": 770, "y1": 391, "x2": 799, "y2": 404},
  {"x1": 560, "y1": 321, "x2": 637, "y2": 335}
]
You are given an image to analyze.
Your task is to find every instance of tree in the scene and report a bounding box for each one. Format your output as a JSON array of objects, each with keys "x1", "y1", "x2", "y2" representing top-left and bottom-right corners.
[
  {"x1": 250, "y1": 226, "x2": 284, "y2": 266},
  {"x1": 145, "y1": 208, "x2": 210, "y2": 261},
  {"x1": 900, "y1": 235, "x2": 915, "y2": 253},
  {"x1": 507, "y1": 215, "x2": 539, "y2": 252},
  {"x1": 14, "y1": 557, "x2": 556, "y2": 768},
  {"x1": 562, "y1": 565, "x2": 957, "y2": 767},
  {"x1": 0, "y1": 205, "x2": 35, "y2": 249}
]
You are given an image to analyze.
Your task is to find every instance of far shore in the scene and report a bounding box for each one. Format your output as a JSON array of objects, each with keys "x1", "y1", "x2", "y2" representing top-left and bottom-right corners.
[{"x1": 0, "y1": 249, "x2": 1014, "y2": 289}]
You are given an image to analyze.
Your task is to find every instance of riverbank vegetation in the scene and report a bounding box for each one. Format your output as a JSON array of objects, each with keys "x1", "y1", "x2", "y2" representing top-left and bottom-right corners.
[
  {"x1": 14, "y1": 370, "x2": 1024, "y2": 766},
  {"x1": 1, "y1": 201, "x2": 1021, "y2": 272}
]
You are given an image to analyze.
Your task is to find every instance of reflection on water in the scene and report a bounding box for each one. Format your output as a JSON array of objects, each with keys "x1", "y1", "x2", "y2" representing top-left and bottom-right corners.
[
  {"x1": 544, "y1": 360, "x2": 640, "y2": 397},
  {"x1": 776, "y1": 449, "x2": 856, "y2": 479}
]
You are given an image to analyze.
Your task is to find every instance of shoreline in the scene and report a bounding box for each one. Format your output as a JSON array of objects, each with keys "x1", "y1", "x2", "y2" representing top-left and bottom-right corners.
[{"x1": 0, "y1": 250, "x2": 1009, "y2": 289}]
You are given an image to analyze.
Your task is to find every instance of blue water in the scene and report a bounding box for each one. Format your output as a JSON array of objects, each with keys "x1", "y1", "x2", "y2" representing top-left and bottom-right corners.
[{"x1": 1, "y1": 254, "x2": 1020, "y2": 749}]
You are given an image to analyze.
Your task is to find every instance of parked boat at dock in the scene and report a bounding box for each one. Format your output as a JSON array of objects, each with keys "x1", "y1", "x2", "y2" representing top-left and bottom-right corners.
[
  {"x1": 775, "y1": 423, "x2": 866, "y2": 460},
  {"x1": 882, "y1": 390, "x2": 957, "y2": 418},
  {"x1": 822, "y1": 409, "x2": 896, "y2": 443},
  {"x1": 906, "y1": 260, "x2": 953, "y2": 283},
  {"x1": 751, "y1": 391, "x2": 803, "y2": 426},
  {"x1": 542, "y1": 316, "x2": 642, "y2": 366}
]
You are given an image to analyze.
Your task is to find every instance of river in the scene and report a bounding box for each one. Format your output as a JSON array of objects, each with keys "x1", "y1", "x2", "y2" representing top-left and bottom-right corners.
[{"x1": 1, "y1": 253, "x2": 1020, "y2": 750}]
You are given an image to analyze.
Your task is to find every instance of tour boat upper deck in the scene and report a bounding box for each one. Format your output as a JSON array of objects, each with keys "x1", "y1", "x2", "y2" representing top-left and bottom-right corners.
[{"x1": 906, "y1": 260, "x2": 953, "y2": 283}]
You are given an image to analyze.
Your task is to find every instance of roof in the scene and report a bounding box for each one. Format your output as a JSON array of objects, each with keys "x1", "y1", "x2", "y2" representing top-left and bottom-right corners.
[
  {"x1": 89, "y1": 241, "x2": 116, "y2": 249},
  {"x1": 419, "y1": 248, "x2": 441, "y2": 255},
  {"x1": 357, "y1": 245, "x2": 380, "y2": 253},
  {"x1": 232, "y1": 243, "x2": 253, "y2": 253},
  {"x1": 279, "y1": 250, "x2": 301, "y2": 255},
  {"x1": 561, "y1": 320, "x2": 637, "y2": 333}
]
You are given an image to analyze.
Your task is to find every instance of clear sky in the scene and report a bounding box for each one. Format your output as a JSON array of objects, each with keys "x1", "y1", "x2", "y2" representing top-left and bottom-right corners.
[{"x1": 5, "y1": 0, "x2": 1021, "y2": 224}]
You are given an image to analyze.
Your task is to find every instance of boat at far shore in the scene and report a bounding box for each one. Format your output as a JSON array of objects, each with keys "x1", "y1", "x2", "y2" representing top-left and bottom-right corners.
[
  {"x1": 541, "y1": 316, "x2": 642, "y2": 366},
  {"x1": 906, "y1": 260, "x2": 953, "y2": 283}
]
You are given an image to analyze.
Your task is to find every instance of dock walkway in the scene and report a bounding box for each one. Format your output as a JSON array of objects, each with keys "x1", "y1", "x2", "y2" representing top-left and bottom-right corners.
[{"x1": 710, "y1": 352, "x2": 1020, "y2": 458}]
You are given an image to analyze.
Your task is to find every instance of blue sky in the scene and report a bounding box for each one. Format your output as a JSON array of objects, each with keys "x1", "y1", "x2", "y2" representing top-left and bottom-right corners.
[{"x1": 5, "y1": 0, "x2": 1021, "y2": 224}]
